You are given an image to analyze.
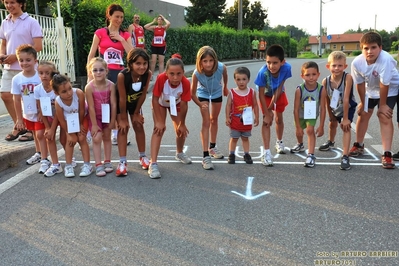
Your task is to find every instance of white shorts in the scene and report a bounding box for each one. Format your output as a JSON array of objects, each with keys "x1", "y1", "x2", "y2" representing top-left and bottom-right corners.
[{"x1": 0, "y1": 69, "x2": 21, "y2": 92}]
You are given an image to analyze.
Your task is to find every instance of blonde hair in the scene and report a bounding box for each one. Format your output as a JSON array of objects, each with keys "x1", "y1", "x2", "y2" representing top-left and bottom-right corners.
[
  {"x1": 327, "y1": 51, "x2": 347, "y2": 63},
  {"x1": 195, "y1": 46, "x2": 218, "y2": 74},
  {"x1": 86, "y1": 57, "x2": 108, "y2": 74}
]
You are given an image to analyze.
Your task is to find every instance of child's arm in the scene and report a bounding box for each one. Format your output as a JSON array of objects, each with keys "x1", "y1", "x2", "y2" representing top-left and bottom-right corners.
[
  {"x1": 225, "y1": 91, "x2": 232, "y2": 127},
  {"x1": 176, "y1": 101, "x2": 189, "y2": 138},
  {"x1": 190, "y1": 74, "x2": 203, "y2": 108},
  {"x1": 341, "y1": 74, "x2": 353, "y2": 132},
  {"x1": 377, "y1": 81, "x2": 392, "y2": 119},
  {"x1": 152, "y1": 95, "x2": 166, "y2": 135},
  {"x1": 132, "y1": 71, "x2": 152, "y2": 125},
  {"x1": 45, "y1": 114, "x2": 58, "y2": 141},
  {"x1": 293, "y1": 88, "x2": 303, "y2": 139},
  {"x1": 252, "y1": 89, "x2": 259, "y2": 127},
  {"x1": 268, "y1": 80, "x2": 286, "y2": 110},
  {"x1": 76, "y1": 89, "x2": 87, "y2": 136},
  {"x1": 109, "y1": 82, "x2": 117, "y2": 129},
  {"x1": 85, "y1": 84, "x2": 100, "y2": 136},
  {"x1": 323, "y1": 78, "x2": 335, "y2": 122},
  {"x1": 55, "y1": 101, "x2": 67, "y2": 133},
  {"x1": 316, "y1": 86, "x2": 326, "y2": 137},
  {"x1": 116, "y1": 73, "x2": 129, "y2": 134},
  {"x1": 222, "y1": 65, "x2": 229, "y2": 97},
  {"x1": 355, "y1": 82, "x2": 366, "y2": 116},
  {"x1": 13, "y1": 94, "x2": 24, "y2": 130},
  {"x1": 258, "y1": 86, "x2": 273, "y2": 126}
]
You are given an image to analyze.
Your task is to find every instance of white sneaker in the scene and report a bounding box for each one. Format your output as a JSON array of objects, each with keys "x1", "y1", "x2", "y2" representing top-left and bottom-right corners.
[
  {"x1": 275, "y1": 140, "x2": 286, "y2": 154},
  {"x1": 44, "y1": 164, "x2": 63, "y2": 177},
  {"x1": 111, "y1": 129, "x2": 118, "y2": 145},
  {"x1": 148, "y1": 163, "x2": 161, "y2": 179},
  {"x1": 209, "y1": 147, "x2": 224, "y2": 159},
  {"x1": 26, "y1": 152, "x2": 41, "y2": 165},
  {"x1": 261, "y1": 150, "x2": 273, "y2": 166},
  {"x1": 79, "y1": 164, "x2": 93, "y2": 177},
  {"x1": 64, "y1": 165, "x2": 75, "y2": 178},
  {"x1": 38, "y1": 159, "x2": 51, "y2": 174},
  {"x1": 86, "y1": 131, "x2": 92, "y2": 145},
  {"x1": 175, "y1": 152, "x2": 192, "y2": 164},
  {"x1": 202, "y1": 156, "x2": 214, "y2": 170}
]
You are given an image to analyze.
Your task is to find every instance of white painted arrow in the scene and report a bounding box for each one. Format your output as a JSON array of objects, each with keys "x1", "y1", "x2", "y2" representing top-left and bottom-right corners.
[{"x1": 231, "y1": 176, "x2": 270, "y2": 200}]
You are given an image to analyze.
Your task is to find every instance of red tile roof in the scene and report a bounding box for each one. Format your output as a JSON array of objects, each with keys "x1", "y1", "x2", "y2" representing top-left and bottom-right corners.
[{"x1": 309, "y1": 33, "x2": 364, "y2": 44}]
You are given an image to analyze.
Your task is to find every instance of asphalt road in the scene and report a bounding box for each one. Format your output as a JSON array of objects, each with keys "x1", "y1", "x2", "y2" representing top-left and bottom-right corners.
[{"x1": 1, "y1": 58, "x2": 399, "y2": 266}]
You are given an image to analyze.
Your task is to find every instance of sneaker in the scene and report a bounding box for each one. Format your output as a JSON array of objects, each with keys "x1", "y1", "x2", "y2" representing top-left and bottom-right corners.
[
  {"x1": 38, "y1": 159, "x2": 51, "y2": 174},
  {"x1": 275, "y1": 140, "x2": 286, "y2": 154},
  {"x1": 139, "y1": 156, "x2": 150, "y2": 170},
  {"x1": 79, "y1": 164, "x2": 93, "y2": 177},
  {"x1": 393, "y1": 151, "x2": 399, "y2": 161},
  {"x1": 290, "y1": 143, "x2": 305, "y2": 153},
  {"x1": 382, "y1": 151, "x2": 395, "y2": 169},
  {"x1": 175, "y1": 152, "x2": 192, "y2": 164},
  {"x1": 96, "y1": 165, "x2": 106, "y2": 177},
  {"x1": 104, "y1": 162, "x2": 113, "y2": 173},
  {"x1": 319, "y1": 140, "x2": 335, "y2": 151},
  {"x1": 209, "y1": 147, "x2": 224, "y2": 159},
  {"x1": 261, "y1": 151, "x2": 273, "y2": 166},
  {"x1": 86, "y1": 131, "x2": 92, "y2": 145},
  {"x1": 64, "y1": 165, "x2": 75, "y2": 178},
  {"x1": 243, "y1": 153, "x2": 253, "y2": 164},
  {"x1": 116, "y1": 161, "x2": 128, "y2": 177},
  {"x1": 304, "y1": 154, "x2": 316, "y2": 168},
  {"x1": 148, "y1": 163, "x2": 161, "y2": 179},
  {"x1": 26, "y1": 152, "x2": 41, "y2": 165},
  {"x1": 340, "y1": 155, "x2": 351, "y2": 170},
  {"x1": 228, "y1": 154, "x2": 235, "y2": 164},
  {"x1": 202, "y1": 156, "x2": 214, "y2": 170},
  {"x1": 44, "y1": 164, "x2": 63, "y2": 177},
  {"x1": 349, "y1": 142, "x2": 364, "y2": 157},
  {"x1": 111, "y1": 129, "x2": 118, "y2": 145}
]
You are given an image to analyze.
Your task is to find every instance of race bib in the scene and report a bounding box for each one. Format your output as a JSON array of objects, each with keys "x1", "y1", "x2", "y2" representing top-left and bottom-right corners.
[
  {"x1": 132, "y1": 82, "x2": 142, "y2": 92},
  {"x1": 104, "y1": 48, "x2": 122, "y2": 65},
  {"x1": 138, "y1": 37, "x2": 144, "y2": 45},
  {"x1": 22, "y1": 95, "x2": 37, "y2": 115},
  {"x1": 66, "y1": 112, "x2": 80, "y2": 133},
  {"x1": 40, "y1": 96, "x2": 52, "y2": 116},
  {"x1": 169, "y1": 96, "x2": 177, "y2": 116},
  {"x1": 304, "y1": 100, "x2": 317, "y2": 119},
  {"x1": 242, "y1": 107, "x2": 253, "y2": 125},
  {"x1": 330, "y1": 89, "x2": 340, "y2": 109},
  {"x1": 101, "y1": 104, "x2": 110, "y2": 123},
  {"x1": 154, "y1": 37, "x2": 163, "y2": 44}
]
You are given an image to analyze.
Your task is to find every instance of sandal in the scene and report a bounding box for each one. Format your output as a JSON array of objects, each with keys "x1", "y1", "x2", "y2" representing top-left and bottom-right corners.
[
  {"x1": 5, "y1": 129, "x2": 27, "y2": 141},
  {"x1": 18, "y1": 131, "x2": 34, "y2": 142}
]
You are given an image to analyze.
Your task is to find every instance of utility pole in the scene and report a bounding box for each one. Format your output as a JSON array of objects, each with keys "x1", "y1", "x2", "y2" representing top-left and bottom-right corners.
[{"x1": 238, "y1": 0, "x2": 243, "y2": 30}]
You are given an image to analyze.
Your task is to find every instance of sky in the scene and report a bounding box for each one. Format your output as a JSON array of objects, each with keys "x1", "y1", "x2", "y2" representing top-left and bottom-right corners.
[{"x1": 162, "y1": 0, "x2": 398, "y2": 35}]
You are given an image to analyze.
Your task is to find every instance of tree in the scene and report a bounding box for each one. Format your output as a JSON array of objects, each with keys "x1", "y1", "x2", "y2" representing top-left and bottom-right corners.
[
  {"x1": 185, "y1": 0, "x2": 226, "y2": 26},
  {"x1": 223, "y1": 0, "x2": 267, "y2": 30},
  {"x1": 270, "y1": 25, "x2": 308, "y2": 42}
]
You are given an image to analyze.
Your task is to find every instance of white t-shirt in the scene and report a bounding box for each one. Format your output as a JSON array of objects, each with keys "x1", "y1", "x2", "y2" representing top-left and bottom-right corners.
[
  {"x1": 351, "y1": 50, "x2": 399, "y2": 99},
  {"x1": 11, "y1": 71, "x2": 41, "y2": 121},
  {"x1": 34, "y1": 83, "x2": 57, "y2": 117}
]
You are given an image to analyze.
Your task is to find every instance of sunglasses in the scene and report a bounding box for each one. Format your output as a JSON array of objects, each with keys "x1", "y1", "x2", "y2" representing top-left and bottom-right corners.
[{"x1": 92, "y1": 68, "x2": 106, "y2": 73}]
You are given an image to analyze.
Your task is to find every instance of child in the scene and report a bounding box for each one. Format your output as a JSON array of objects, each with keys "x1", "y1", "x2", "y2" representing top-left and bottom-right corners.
[
  {"x1": 317, "y1": 51, "x2": 357, "y2": 170},
  {"x1": 53, "y1": 74, "x2": 93, "y2": 178},
  {"x1": 225, "y1": 67, "x2": 259, "y2": 164},
  {"x1": 254, "y1": 44, "x2": 292, "y2": 166},
  {"x1": 34, "y1": 61, "x2": 64, "y2": 177},
  {"x1": 191, "y1": 46, "x2": 228, "y2": 170},
  {"x1": 11, "y1": 44, "x2": 42, "y2": 166},
  {"x1": 350, "y1": 32, "x2": 399, "y2": 169},
  {"x1": 85, "y1": 57, "x2": 117, "y2": 177},
  {"x1": 149, "y1": 54, "x2": 191, "y2": 179},
  {"x1": 291, "y1": 61, "x2": 326, "y2": 167},
  {"x1": 116, "y1": 48, "x2": 152, "y2": 177}
]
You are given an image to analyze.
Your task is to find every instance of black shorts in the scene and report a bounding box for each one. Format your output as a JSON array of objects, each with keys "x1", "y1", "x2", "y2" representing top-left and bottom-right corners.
[
  {"x1": 368, "y1": 96, "x2": 396, "y2": 110},
  {"x1": 151, "y1": 46, "x2": 166, "y2": 55},
  {"x1": 198, "y1": 96, "x2": 223, "y2": 103},
  {"x1": 333, "y1": 107, "x2": 356, "y2": 123}
]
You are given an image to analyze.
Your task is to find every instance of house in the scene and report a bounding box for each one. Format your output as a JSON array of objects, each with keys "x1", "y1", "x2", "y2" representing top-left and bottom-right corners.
[
  {"x1": 308, "y1": 33, "x2": 364, "y2": 55},
  {"x1": 132, "y1": 0, "x2": 187, "y2": 28}
]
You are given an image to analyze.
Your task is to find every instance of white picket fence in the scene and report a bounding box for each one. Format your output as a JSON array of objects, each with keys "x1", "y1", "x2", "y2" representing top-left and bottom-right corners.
[{"x1": 0, "y1": 9, "x2": 75, "y2": 81}]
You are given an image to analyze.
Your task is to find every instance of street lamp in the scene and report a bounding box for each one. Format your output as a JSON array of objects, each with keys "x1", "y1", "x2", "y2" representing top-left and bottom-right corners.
[{"x1": 319, "y1": 0, "x2": 334, "y2": 57}]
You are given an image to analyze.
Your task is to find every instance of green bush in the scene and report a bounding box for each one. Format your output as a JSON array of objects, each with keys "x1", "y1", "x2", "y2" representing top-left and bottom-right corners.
[{"x1": 351, "y1": 50, "x2": 362, "y2": 56}]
